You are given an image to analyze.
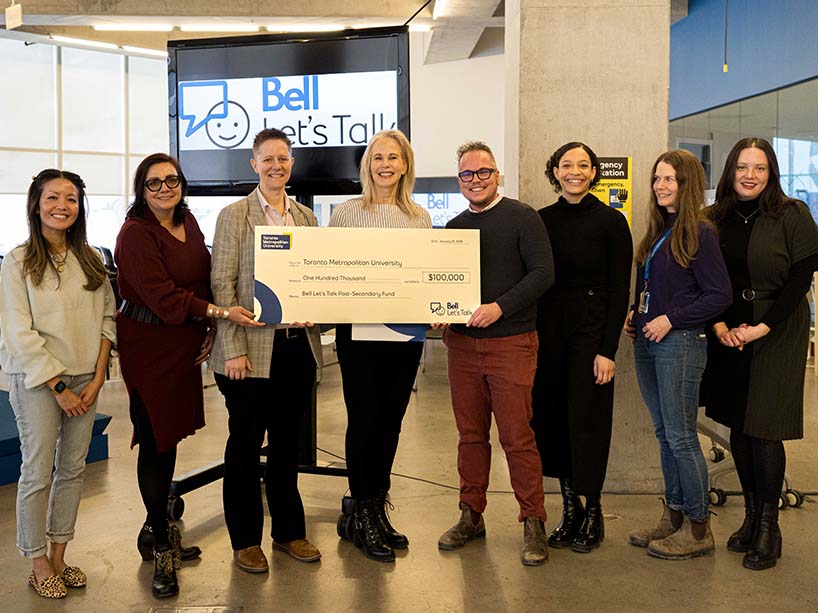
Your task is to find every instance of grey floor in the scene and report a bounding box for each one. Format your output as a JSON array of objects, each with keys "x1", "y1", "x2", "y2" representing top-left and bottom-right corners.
[{"x1": 1, "y1": 341, "x2": 817, "y2": 612}]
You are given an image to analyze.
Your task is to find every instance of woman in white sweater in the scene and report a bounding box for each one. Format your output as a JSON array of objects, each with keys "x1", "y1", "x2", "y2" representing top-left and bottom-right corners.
[{"x1": 0, "y1": 170, "x2": 115, "y2": 599}]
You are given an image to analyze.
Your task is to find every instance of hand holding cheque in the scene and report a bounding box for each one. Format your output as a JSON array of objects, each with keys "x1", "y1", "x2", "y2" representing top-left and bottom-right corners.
[{"x1": 253, "y1": 226, "x2": 481, "y2": 324}]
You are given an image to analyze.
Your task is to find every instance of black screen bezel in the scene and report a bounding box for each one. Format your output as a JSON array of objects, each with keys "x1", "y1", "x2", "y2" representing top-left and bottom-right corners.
[{"x1": 167, "y1": 26, "x2": 410, "y2": 197}]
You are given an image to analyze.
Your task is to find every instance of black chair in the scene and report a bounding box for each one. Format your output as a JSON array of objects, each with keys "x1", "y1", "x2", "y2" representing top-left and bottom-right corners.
[{"x1": 93, "y1": 245, "x2": 121, "y2": 307}]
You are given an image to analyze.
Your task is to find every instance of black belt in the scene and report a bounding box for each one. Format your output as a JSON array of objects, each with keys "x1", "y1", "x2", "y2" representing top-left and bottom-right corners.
[
  {"x1": 119, "y1": 300, "x2": 164, "y2": 325},
  {"x1": 275, "y1": 327, "x2": 306, "y2": 341},
  {"x1": 736, "y1": 289, "x2": 778, "y2": 302}
]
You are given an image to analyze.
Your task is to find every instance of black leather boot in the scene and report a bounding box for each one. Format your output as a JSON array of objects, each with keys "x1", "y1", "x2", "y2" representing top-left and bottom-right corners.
[
  {"x1": 138, "y1": 523, "x2": 202, "y2": 566},
  {"x1": 353, "y1": 499, "x2": 395, "y2": 563},
  {"x1": 152, "y1": 544, "x2": 179, "y2": 599},
  {"x1": 548, "y1": 478, "x2": 584, "y2": 549},
  {"x1": 375, "y1": 490, "x2": 409, "y2": 549},
  {"x1": 743, "y1": 503, "x2": 782, "y2": 570},
  {"x1": 137, "y1": 523, "x2": 154, "y2": 561},
  {"x1": 571, "y1": 493, "x2": 604, "y2": 553},
  {"x1": 727, "y1": 492, "x2": 759, "y2": 553},
  {"x1": 336, "y1": 496, "x2": 355, "y2": 540}
]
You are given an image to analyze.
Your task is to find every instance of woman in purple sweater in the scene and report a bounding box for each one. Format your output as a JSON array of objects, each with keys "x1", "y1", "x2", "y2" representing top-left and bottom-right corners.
[{"x1": 624, "y1": 150, "x2": 731, "y2": 560}]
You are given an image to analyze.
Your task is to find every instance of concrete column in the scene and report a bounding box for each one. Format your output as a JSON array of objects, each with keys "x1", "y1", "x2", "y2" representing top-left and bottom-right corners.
[{"x1": 505, "y1": 0, "x2": 671, "y2": 492}]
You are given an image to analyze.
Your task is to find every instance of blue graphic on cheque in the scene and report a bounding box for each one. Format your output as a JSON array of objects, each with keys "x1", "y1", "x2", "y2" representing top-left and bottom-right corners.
[
  {"x1": 386, "y1": 325, "x2": 426, "y2": 342},
  {"x1": 254, "y1": 280, "x2": 283, "y2": 325},
  {"x1": 178, "y1": 80, "x2": 229, "y2": 137}
]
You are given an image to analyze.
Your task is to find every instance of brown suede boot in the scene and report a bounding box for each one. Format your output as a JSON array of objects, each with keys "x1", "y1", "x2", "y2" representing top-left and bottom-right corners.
[
  {"x1": 647, "y1": 517, "x2": 715, "y2": 560},
  {"x1": 438, "y1": 503, "x2": 486, "y2": 550},
  {"x1": 628, "y1": 500, "x2": 681, "y2": 548},
  {"x1": 521, "y1": 517, "x2": 549, "y2": 566}
]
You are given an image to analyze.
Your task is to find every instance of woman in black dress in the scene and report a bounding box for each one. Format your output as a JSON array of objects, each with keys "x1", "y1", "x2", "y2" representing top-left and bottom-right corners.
[
  {"x1": 532, "y1": 142, "x2": 633, "y2": 553},
  {"x1": 701, "y1": 137, "x2": 818, "y2": 571}
]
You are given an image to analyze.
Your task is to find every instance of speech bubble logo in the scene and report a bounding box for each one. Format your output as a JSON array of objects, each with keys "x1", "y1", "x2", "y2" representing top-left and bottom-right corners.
[{"x1": 178, "y1": 80, "x2": 229, "y2": 138}]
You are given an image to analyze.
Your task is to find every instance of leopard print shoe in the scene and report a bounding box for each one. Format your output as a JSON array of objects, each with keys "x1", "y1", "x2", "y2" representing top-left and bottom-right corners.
[
  {"x1": 168, "y1": 524, "x2": 202, "y2": 570},
  {"x1": 168, "y1": 525, "x2": 182, "y2": 570},
  {"x1": 60, "y1": 566, "x2": 87, "y2": 588},
  {"x1": 28, "y1": 572, "x2": 67, "y2": 599}
]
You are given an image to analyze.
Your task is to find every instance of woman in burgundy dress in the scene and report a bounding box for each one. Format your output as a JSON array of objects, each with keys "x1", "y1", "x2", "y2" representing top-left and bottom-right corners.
[{"x1": 115, "y1": 153, "x2": 258, "y2": 598}]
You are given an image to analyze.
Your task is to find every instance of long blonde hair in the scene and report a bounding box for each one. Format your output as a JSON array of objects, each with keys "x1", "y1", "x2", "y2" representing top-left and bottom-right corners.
[
  {"x1": 635, "y1": 150, "x2": 712, "y2": 268},
  {"x1": 359, "y1": 130, "x2": 422, "y2": 217}
]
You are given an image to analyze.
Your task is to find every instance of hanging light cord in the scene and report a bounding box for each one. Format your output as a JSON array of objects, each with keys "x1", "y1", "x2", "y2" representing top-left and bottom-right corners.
[{"x1": 723, "y1": 0, "x2": 729, "y2": 72}]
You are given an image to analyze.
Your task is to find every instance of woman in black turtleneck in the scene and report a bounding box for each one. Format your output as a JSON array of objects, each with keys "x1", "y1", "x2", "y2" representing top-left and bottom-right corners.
[
  {"x1": 531, "y1": 142, "x2": 632, "y2": 553},
  {"x1": 701, "y1": 137, "x2": 818, "y2": 571}
]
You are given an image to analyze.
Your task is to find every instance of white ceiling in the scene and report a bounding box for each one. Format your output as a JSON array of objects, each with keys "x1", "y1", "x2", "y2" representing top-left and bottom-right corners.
[{"x1": 1, "y1": 0, "x2": 687, "y2": 63}]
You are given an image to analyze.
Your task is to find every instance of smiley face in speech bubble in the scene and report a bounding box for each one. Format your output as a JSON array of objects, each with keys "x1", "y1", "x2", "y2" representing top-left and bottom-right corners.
[{"x1": 205, "y1": 100, "x2": 250, "y2": 149}]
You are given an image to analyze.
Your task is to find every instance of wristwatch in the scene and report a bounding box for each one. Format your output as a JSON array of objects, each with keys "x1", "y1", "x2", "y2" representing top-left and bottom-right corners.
[{"x1": 52, "y1": 380, "x2": 67, "y2": 395}]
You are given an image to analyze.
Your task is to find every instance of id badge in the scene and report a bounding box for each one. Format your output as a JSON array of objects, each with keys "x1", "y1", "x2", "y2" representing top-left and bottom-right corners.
[{"x1": 638, "y1": 290, "x2": 650, "y2": 314}]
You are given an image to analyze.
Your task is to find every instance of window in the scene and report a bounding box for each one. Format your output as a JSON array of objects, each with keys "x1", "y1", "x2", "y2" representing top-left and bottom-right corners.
[
  {"x1": 670, "y1": 79, "x2": 818, "y2": 221},
  {"x1": 0, "y1": 43, "x2": 168, "y2": 254}
]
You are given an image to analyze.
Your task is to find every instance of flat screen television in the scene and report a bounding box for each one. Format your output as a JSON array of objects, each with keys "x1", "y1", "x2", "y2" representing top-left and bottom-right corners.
[{"x1": 167, "y1": 27, "x2": 410, "y2": 196}]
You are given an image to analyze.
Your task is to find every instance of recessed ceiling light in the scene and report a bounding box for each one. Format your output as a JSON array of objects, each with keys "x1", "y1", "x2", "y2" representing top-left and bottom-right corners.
[
  {"x1": 121, "y1": 45, "x2": 169, "y2": 58},
  {"x1": 94, "y1": 24, "x2": 174, "y2": 32},
  {"x1": 50, "y1": 35, "x2": 119, "y2": 50},
  {"x1": 179, "y1": 24, "x2": 260, "y2": 33},
  {"x1": 265, "y1": 24, "x2": 345, "y2": 33}
]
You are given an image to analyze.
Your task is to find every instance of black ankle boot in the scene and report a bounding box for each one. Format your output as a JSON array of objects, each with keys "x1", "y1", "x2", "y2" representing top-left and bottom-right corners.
[
  {"x1": 337, "y1": 496, "x2": 356, "y2": 540},
  {"x1": 375, "y1": 490, "x2": 409, "y2": 549},
  {"x1": 571, "y1": 494, "x2": 605, "y2": 553},
  {"x1": 548, "y1": 478, "x2": 584, "y2": 549},
  {"x1": 727, "y1": 492, "x2": 759, "y2": 553},
  {"x1": 138, "y1": 523, "x2": 202, "y2": 566},
  {"x1": 152, "y1": 544, "x2": 179, "y2": 599},
  {"x1": 743, "y1": 503, "x2": 782, "y2": 571},
  {"x1": 138, "y1": 524, "x2": 154, "y2": 561},
  {"x1": 353, "y1": 499, "x2": 395, "y2": 563}
]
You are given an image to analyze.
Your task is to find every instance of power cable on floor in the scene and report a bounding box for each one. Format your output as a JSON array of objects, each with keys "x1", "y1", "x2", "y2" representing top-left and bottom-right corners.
[{"x1": 316, "y1": 446, "x2": 515, "y2": 494}]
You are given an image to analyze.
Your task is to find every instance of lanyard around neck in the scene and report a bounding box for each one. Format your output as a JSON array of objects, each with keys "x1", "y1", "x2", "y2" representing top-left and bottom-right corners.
[{"x1": 643, "y1": 228, "x2": 672, "y2": 282}]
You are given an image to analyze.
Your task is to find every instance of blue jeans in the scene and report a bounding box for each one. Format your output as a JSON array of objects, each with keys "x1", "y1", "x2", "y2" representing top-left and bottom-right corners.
[
  {"x1": 634, "y1": 330, "x2": 709, "y2": 521},
  {"x1": 10, "y1": 373, "x2": 97, "y2": 558}
]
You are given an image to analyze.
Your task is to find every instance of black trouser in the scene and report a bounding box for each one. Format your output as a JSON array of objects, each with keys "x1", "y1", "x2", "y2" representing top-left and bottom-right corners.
[
  {"x1": 215, "y1": 329, "x2": 316, "y2": 550},
  {"x1": 335, "y1": 325, "x2": 423, "y2": 500},
  {"x1": 130, "y1": 391, "x2": 176, "y2": 547}
]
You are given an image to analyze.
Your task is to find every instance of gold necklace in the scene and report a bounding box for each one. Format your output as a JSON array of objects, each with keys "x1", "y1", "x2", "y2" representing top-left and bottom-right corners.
[{"x1": 51, "y1": 250, "x2": 67, "y2": 273}]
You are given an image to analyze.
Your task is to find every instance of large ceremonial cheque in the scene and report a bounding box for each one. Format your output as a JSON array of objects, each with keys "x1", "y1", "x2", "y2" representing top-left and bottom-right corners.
[{"x1": 253, "y1": 226, "x2": 481, "y2": 324}]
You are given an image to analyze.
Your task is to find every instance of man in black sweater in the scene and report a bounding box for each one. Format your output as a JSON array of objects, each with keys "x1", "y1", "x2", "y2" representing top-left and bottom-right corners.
[{"x1": 437, "y1": 141, "x2": 555, "y2": 566}]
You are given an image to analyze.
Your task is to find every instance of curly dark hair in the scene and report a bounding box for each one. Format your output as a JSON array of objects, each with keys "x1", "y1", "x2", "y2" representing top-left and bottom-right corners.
[{"x1": 544, "y1": 141, "x2": 601, "y2": 193}]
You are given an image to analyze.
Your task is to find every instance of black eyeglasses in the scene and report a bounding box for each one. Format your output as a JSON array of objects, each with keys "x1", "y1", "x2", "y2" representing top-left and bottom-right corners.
[
  {"x1": 458, "y1": 167, "x2": 497, "y2": 182},
  {"x1": 144, "y1": 175, "x2": 182, "y2": 192}
]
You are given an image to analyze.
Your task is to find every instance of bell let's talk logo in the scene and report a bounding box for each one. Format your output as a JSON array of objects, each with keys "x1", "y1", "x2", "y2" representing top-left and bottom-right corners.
[{"x1": 178, "y1": 71, "x2": 398, "y2": 151}]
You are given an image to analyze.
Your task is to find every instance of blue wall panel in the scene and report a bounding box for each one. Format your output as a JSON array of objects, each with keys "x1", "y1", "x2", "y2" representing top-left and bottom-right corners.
[{"x1": 670, "y1": 0, "x2": 818, "y2": 119}]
